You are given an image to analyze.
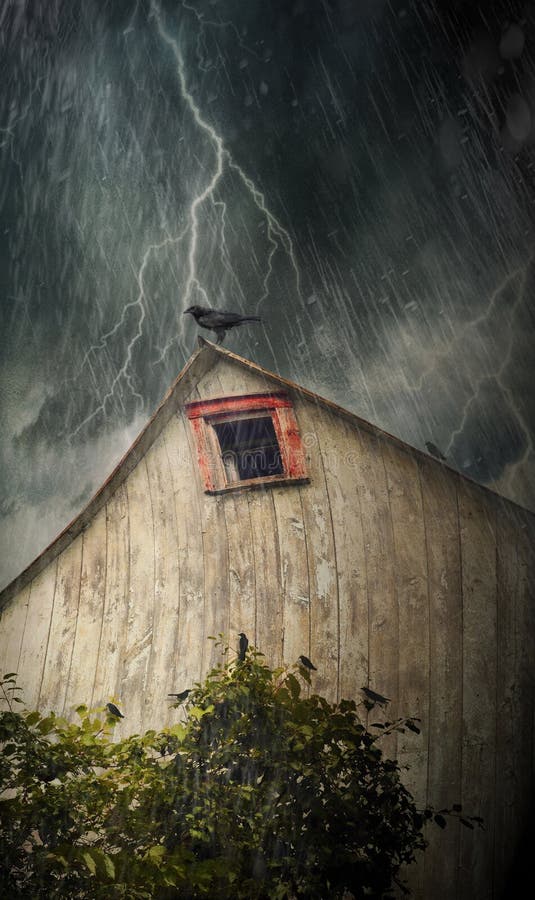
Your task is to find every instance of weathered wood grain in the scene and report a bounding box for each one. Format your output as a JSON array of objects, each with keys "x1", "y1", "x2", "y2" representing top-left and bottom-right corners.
[
  {"x1": 39, "y1": 535, "x2": 83, "y2": 715},
  {"x1": 354, "y1": 428, "x2": 399, "y2": 758},
  {"x1": 247, "y1": 488, "x2": 283, "y2": 665},
  {"x1": 91, "y1": 483, "x2": 130, "y2": 713},
  {"x1": 273, "y1": 482, "x2": 310, "y2": 674},
  {"x1": 458, "y1": 480, "x2": 497, "y2": 900},
  {"x1": 143, "y1": 431, "x2": 181, "y2": 731},
  {"x1": 224, "y1": 490, "x2": 256, "y2": 656},
  {"x1": 119, "y1": 460, "x2": 155, "y2": 734},
  {"x1": 508, "y1": 505, "x2": 535, "y2": 887},
  {"x1": 0, "y1": 583, "x2": 31, "y2": 684},
  {"x1": 314, "y1": 410, "x2": 368, "y2": 703},
  {"x1": 17, "y1": 563, "x2": 58, "y2": 710},
  {"x1": 296, "y1": 399, "x2": 338, "y2": 702},
  {"x1": 493, "y1": 497, "x2": 520, "y2": 898},
  {"x1": 382, "y1": 442, "x2": 430, "y2": 898},
  {"x1": 382, "y1": 442, "x2": 430, "y2": 800},
  {"x1": 63, "y1": 507, "x2": 107, "y2": 717},
  {"x1": 418, "y1": 457, "x2": 462, "y2": 900},
  {"x1": 164, "y1": 413, "x2": 204, "y2": 700}
]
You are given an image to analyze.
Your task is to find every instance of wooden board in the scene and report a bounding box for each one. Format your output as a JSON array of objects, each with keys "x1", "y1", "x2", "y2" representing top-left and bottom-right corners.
[
  {"x1": 143, "y1": 431, "x2": 181, "y2": 731},
  {"x1": 381, "y1": 442, "x2": 430, "y2": 898},
  {"x1": 224, "y1": 490, "x2": 256, "y2": 658},
  {"x1": 382, "y1": 442, "x2": 430, "y2": 796},
  {"x1": 247, "y1": 489, "x2": 283, "y2": 666},
  {"x1": 273, "y1": 482, "x2": 310, "y2": 676},
  {"x1": 296, "y1": 398, "x2": 338, "y2": 702},
  {"x1": 39, "y1": 535, "x2": 83, "y2": 715},
  {"x1": 91, "y1": 483, "x2": 130, "y2": 714},
  {"x1": 457, "y1": 481, "x2": 497, "y2": 900},
  {"x1": 17, "y1": 563, "x2": 58, "y2": 710},
  {"x1": 313, "y1": 409, "x2": 368, "y2": 703},
  {"x1": 0, "y1": 584, "x2": 31, "y2": 688},
  {"x1": 119, "y1": 460, "x2": 155, "y2": 734},
  {"x1": 493, "y1": 497, "x2": 520, "y2": 897},
  {"x1": 63, "y1": 506, "x2": 107, "y2": 716},
  {"x1": 164, "y1": 413, "x2": 205, "y2": 701},
  {"x1": 418, "y1": 458, "x2": 462, "y2": 900},
  {"x1": 354, "y1": 428, "x2": 399, "y2": 758}
]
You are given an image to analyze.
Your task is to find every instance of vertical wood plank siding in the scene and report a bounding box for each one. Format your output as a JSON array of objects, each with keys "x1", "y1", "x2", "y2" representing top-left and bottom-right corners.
[
  {"x1": 419, "y1": 458, "x2": 462, "y2": 900},
  {"x1": 1, "y1": 351, "x2": 534, "y2": 900},
  {"x1": 458, "y1": 481, "x2": 498, "y2": 899}
]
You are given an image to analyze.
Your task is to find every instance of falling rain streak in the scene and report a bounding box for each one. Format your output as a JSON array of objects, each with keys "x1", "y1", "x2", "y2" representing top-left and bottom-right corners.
[{"x1": 1, "y1": 0, "x2": 534, "y2": 589}]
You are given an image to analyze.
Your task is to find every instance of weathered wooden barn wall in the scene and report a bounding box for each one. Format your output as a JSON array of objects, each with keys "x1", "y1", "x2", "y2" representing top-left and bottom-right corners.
[{"x1": 1, "y1": 340, "x2": 534, "y2": 900}]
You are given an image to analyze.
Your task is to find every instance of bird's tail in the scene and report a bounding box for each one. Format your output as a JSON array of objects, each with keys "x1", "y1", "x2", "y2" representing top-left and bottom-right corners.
[{"x1": 240, "y1": 316, "x2": 262, "y2": 323}]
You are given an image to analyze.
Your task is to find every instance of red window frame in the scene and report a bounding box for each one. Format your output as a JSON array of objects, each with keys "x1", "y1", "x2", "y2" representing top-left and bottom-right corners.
[{"x1": 185, "y1": 392, "x2": 308, "y2": 493}]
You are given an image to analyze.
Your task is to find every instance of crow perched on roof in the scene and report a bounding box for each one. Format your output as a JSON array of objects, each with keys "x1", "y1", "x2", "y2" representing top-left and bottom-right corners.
[
  {"x1": 425, "y1": 441, "x2": 447, "y2": 461},
  {"x1": 238, "y1": 632, "x2": 249, "y2": 662},
  {"x1": 106, "y1": 702, "x2": 124, "y2": 718},
  {"x1": 298, "y1": 655, "x2": 317, "y2": 671},
  {"x1": 184, "y1": 305, "x2": 262, "y2": 344}
]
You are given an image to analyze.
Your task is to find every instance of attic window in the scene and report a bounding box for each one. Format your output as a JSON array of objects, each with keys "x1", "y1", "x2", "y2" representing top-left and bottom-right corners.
[{"x1": 185, "y1": 392, "x2": 308, "y2": 493}]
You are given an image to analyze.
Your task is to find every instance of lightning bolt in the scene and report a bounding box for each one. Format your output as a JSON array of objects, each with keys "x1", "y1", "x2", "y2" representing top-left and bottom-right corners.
[
  {"x1": 64, "y1": 0, "x2": 303, "y2": 440},
  {"x1": 67, "y1": 234, "x2": 179, "y2": 440},
  {"x1": 151, "y1": 0, "x2": 302, "y2": 364},
  {"x1": 444, "y1": 258, "x2": 534, "y2": 479}
]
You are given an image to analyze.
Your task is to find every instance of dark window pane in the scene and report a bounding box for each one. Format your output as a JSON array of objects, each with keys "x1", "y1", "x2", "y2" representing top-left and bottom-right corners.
[{"x1": 213, "y1": 417, "x2": 283, "y2": 480}]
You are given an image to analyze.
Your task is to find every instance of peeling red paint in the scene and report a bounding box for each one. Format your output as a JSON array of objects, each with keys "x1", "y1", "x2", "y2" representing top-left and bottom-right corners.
[{"x1": 185, "y1": 392, "x2": 308, "y2": 492}]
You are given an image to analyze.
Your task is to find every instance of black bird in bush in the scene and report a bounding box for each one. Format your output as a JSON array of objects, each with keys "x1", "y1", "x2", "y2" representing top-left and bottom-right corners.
[
  {"x1": 298, "y1": 655, "x2": 317, "y2": 671},
  {"x1": 106, "y1": 702, "x2": 124, "y2": 718},
  {"x1": 184, "y1": 305, "x2": 262, "y2": 344},
  {"x1": 167, "y1": 689, "x2": 190, "y2": 703},
  {"x1": 361, "y1": 686, "x2": 390, "y2": 708},
  {"x1": 238, "y1": 632, "x2": 249, "y2": 662},
  {"x1": 425, "y1": 441, "x2": 447, "y2": 461}
]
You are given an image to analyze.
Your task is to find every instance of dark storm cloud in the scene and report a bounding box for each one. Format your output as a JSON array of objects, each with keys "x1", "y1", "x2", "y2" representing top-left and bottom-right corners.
[{"x1": 1, "y1": 0, "x2": 535, "y2": 588}]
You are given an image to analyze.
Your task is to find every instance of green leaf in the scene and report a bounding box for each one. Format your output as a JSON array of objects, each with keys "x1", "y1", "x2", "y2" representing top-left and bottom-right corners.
[
  {"x1": 82, "y1": 850, "x2": 97, "y2": 875},
  {"x1": 460, "y1": 817, "x2": 475, "y2": 830},
  {"x1": 2, "y1": 672, "x2": 18, "y2": 679},
  {"x1": 24, "y1": 710, "x2": 41, "y2": 725},
  {"x1": 168, "y1": 723, "x2": 186, "y2": 739},
  {"x1": 103, "y1": 853, "x2": 116, "y2": 880},
  {"x1": 434, "y1": 814, "x2": 447, "y2": 829},
  {"x1": 146, "y1": 845, "x2": 166, "y2": 865}
]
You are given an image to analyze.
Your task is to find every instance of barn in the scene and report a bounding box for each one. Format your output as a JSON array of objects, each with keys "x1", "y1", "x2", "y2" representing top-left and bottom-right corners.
[{"x1": 1, "y1": 337, "x2": 534, "y2": 899}]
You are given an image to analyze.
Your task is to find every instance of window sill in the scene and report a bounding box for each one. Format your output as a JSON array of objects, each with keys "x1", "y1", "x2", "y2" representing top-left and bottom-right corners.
[{"x1": 205, "y1": 475, "x2": 310, "y2": 495}]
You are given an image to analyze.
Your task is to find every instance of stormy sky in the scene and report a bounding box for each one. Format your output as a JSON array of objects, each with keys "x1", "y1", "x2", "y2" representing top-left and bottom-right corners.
[{"x1": 1, "y1": 0, "x2": 534, "y2": 590}]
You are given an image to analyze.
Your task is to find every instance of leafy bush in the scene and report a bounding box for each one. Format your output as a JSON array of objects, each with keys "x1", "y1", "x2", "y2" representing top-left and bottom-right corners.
[{"x1": 0, "y1": 648, "x2": 435, "y2": 898}]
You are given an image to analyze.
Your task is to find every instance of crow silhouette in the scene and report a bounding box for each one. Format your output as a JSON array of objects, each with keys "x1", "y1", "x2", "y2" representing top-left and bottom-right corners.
[
  {"x1": 298, "y1": 655, "x2": 317, "y2": 671},
  {"x1": 168, "y1": 689, "x2": 190, "y2": 703},
  {"x1": 184, "y1": 305, "x2": 262, "y2": 344},
  {"x1": 238, "y1": 632, "x2": 249, "y2": 662},
  {"x1": 361, "y1": 687, "x2": 390, "y2": 708},
  {"x1": 106, "y1": 702, "x2": 124, "y2": 718}
]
